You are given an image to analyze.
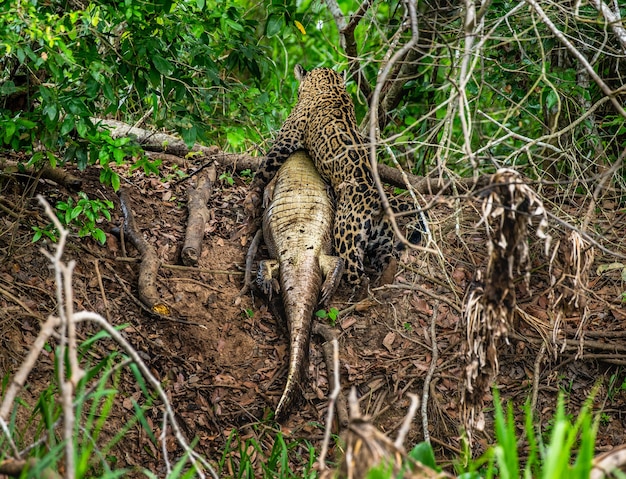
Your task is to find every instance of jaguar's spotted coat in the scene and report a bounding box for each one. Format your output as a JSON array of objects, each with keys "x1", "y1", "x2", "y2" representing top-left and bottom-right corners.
[{"x1": 251, "y1": 65, "x2": 420, "y2": 285}]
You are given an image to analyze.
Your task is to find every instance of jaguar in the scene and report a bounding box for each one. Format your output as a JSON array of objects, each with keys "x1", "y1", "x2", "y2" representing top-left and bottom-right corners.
[{"x1": 249, "y1": 65, "x2": 421, "y2": 286}]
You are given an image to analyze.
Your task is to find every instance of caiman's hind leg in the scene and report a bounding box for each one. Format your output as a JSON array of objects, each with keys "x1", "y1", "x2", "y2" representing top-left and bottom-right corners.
[{"x1": 319, "y1": 255, "x2": 344, "y2": 306}]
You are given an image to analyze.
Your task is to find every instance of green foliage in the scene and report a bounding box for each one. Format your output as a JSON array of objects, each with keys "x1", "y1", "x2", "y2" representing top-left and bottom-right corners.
[
  {"x1": 55, "y1": 192, "x2": 114, "y2": 244},
  {"x1": 32, "y1": 223, "x2": 58, "y2": 243},
  {"x1": 218, "y1": 429, "x2": 317, "y2": 478},
  {"x1": 315, "y1": 307, "x2": 339, "y2": 326},
  {"x1": 219, "y1": 171, "x2": 235, "y2": 186},
  {"x1": 0, "y1": 0, "x2": 271, "y2": 176},
  {"x1": 467, "y1": 390, "x2": 599, "y2": 479}
]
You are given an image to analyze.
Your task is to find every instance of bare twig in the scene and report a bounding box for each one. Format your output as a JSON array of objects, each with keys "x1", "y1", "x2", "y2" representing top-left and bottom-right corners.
[
  {"x1": 94, "y1": 259, "x2": 110, "y2": 322},
  {"x1": 0, "y1": 315, "x2": 60, "y2": 421},
  {"x1": 368, "y1": 0, "x2": 420, "y2": 250},
  {"x1": 422, "y1": 302, "x2": 439, "y2": 443},
  {"x1": 314, "y1": 322, "x2": 349, "y2": 427},
  {"x1": 395, "y1": 393, "x2": 419, "y2": 449},
  {"x1": 587, "y1": 0, "x2": 626, "y2": 54},
  {"x1": 318, "y1": 338, "x2": 340, "y2": 471},
  {"x1": 524, "y1": 0, "x2": 626, "y2": 118},
  {"x1": 37, "y1": 196, "x2": 85, "y2": 479},
  {"x1": 531, "y1": 343, "x2": 546, "y2": 412},
  {"x1": 325, "y1": 0, "x2": 373, "y2": 99}
]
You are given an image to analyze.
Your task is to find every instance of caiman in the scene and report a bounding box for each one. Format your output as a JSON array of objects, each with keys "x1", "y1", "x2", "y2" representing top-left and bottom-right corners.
[{"x1": 256, "y1": 150, "x2": 344, "y2": 420}]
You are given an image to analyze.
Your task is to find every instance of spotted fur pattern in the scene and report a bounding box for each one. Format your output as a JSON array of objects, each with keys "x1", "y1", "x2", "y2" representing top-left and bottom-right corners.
[{"x1": 253, "y1": 65, "x2": 419, "y2": 285}]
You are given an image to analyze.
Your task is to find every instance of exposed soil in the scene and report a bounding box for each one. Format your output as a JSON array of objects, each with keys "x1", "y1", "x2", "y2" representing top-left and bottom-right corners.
[{"x1": 1, "y1": 152, "x2": 625, "y2": 476}]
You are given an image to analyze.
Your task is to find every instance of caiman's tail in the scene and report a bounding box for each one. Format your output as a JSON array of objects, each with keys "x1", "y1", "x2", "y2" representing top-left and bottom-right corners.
[
  {"x1": 273, "y1": 263, "x2": 321, "y2": 420},
  {"x1": 273, "y1": 315, "x2": 313, "y2": 420}
]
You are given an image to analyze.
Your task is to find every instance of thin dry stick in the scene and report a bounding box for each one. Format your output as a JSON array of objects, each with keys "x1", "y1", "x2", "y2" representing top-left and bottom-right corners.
[
  {"x1": 524, "y1": 0, "x2": 626, "y2": 118},
  {"x1": 394, "y1": 393, "x2": 419, "y2": 449},
  {"x1": 531, "y1": 343, "x2": 546, "y2": 412},
  {"x1": 457, "y1": 0, "x2": 482, "y2": 168},
  {"x1": 0, "y1": 314, "x2": 61, "y2": 422},
  {"x1": 0, "y1": 418, "x2": 19, "y2": 457},
  {"x1": 368, "y1": 0, "x2": 421, "y2": 250},
  {"x1": 94, "y1": 259, "x2": 111, "y2": 322},
  {"x1": 36, "y1": 196, "x2": 82, "y2": 479},
  {"x1": 422, "y1": 302, "x2": 439, "y2": 443},
  {"x1": 318, "y1": 338, "x2": 340, "y2": 472},
  {"x1": 161, "y1": 414, "x2": 172, "y2": 474},
  {"x1": 546, "y1": 211, "x2": 626, "y2": 261}
]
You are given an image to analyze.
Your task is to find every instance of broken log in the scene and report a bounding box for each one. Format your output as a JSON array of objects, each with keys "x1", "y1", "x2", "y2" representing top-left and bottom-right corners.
[
  {"x1": 181, "y1": 164, "x2": 216, "y2": 266},
  {"x1": 0, "y1": 157, "x2": 82, "y2": 190}
]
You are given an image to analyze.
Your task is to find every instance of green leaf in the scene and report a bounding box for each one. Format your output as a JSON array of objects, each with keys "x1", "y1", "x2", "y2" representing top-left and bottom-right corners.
[
  {"x1": 181, "y1": 125, "x2": 197, "y2": 147},
  {"x1": 408, "y1": 442, "x2": 438, "y2": 470},
  {"x1": 111, "y1": 171, "x2": 121, "y2": 191},
  {"x1": 70, "y1": 205, "x2": 83, "y2": 221},
  {"x1": 92, "y1": 228, "x2": 106, "y2": 244},
  {"x1": 60, "y1": 116, "x2": 75, "y2": 136},
  {"x1": 3, "y1": 122, "x2": 16, "y2": 143},
  {"x1": 546, "y1": 90, "x2": 558, "y2": 110},
  {"x1": 152, "y1": 55, "x2": 174, "y2": 76},
  {"x1": 46, "y1": 151, "x2": 57, "y2": 169},
  {"x1": 225, "y1": 18, "x2": 244, "y2": 32},
  {"x1": 131, "y1": 399, "x2": 157, "y2": 444},
  {"x1": 266, "y1": 14, "x2": 283, "y2": 37},
  {"x1": 0, "y1": 81, "x2": 18, "y2": 96}
]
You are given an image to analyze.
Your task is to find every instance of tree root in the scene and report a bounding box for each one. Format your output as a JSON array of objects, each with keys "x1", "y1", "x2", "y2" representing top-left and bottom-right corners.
[{"x1": 118, "y1": 187, "x2": 169, "y2": 315}]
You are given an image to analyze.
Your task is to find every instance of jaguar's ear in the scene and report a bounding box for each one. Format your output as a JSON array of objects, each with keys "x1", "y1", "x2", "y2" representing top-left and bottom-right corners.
[{"x1": 294, "y1": 64, "x2": 307, "y2": 81}]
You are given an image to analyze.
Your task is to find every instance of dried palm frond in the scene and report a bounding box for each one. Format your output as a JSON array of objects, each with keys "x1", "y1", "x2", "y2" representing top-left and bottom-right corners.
[
  {"x1": 548, "y1": 230, "x2": 594, "y2": 357},
  {"x1": 462, "y1": 169, "x2": 551, "y2": 439}
]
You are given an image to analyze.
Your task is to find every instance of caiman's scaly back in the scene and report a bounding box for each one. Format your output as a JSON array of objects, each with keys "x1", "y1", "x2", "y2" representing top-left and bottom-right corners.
[{"x1": 257, "y1": 150, "x2": 343, "y2": 419}]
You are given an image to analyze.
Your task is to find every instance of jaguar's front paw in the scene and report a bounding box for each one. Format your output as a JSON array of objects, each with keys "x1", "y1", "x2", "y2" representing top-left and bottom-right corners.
[{"x1": 244, "y1": 183, "x2": 263, "y2": 218}]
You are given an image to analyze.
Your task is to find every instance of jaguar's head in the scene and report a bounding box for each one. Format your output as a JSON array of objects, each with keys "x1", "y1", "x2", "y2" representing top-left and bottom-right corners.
[{"x1": 294, "y1": 65, "x2": 346, "y2": 98}]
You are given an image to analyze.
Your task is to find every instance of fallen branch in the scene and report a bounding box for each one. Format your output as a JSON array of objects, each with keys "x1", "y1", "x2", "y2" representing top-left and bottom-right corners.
[
  {"x1": 591, "y1": 443, "x2": 626, "y2": 479},
  {"x1": 118, "y1": 188, "x2": 168, "y2": 314},
  {"x1": 93, "y1": 118, "x2": 493, "y2": 196},
  {"x1": 182, "y1": 164, "x2": 216, "y2": 266},
  {"x1": 0, "y1": 158, "x2": 82, "y2": 190}
]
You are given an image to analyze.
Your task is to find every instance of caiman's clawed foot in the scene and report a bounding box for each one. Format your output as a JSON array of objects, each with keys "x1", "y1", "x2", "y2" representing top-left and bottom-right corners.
[{"x1": 257, "y1": 259, "x2": 280, "y2": 300}]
